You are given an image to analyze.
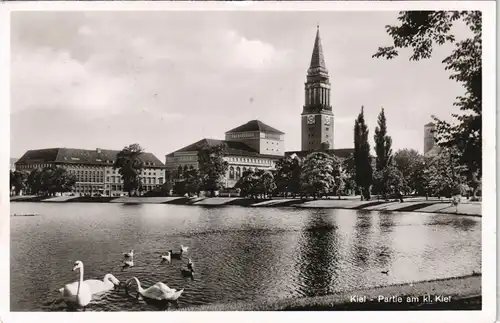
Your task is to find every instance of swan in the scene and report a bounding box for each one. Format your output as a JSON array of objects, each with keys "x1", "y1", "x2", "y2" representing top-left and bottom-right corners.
[
  {"x1": 124, "y1": 249, "x2": 134, "y2": 258},
  {"x1": 125, "y1": 277, "x2": 184, "y2": 301},
  {"x1": 59, "y1": 261, "x2": 92, "y2": 309},
  {"x1": 160, "y1": 252, "x2": 171, "y2": 262},
  {"x1": 84, "y1": 274, "x2": 121, "y2": 295},
  {"x1": 180, "y1": 258, "x2": 194, "y2": 278},
  {"x1": 180, "y1": 245, "x2": 189, "y2": 253}
]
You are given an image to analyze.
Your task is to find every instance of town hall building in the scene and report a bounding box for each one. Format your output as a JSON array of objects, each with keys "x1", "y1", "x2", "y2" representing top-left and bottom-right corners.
[{"x1": 165, "y1": 26, "x2": 354, "y2": 189}]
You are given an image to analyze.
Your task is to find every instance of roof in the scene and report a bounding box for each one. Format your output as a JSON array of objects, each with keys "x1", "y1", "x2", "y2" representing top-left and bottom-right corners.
[
  {"x1": 310, "y1": 26, "x2": 326, "y2": 69},
  {"x1": 225, "y1": 120, "x2": 284, "y2": 135},
  {"x1": 166, "y1": 138, "x2": 281, "y2": 159},
  {"x1": 16, "y1": 148, "x2": 165, "y2": 168},
  {"x1": 285, "y1": 148, "x2": 355, "y2": 159}
]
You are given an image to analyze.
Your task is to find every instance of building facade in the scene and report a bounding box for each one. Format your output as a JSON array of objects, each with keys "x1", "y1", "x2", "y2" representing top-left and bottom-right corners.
[
  {"x1": 424, "y1": 122, "x2": 441, "y2": 157},
  {"x1": 15, "y1": 148, "x2": 165, "y2": 196},
  {"x1": 301, "y1": 26, "x2": 334, "y2": 152},
  {"x1": 165, "y1": 120, "x2": 284, "y2": 189}
]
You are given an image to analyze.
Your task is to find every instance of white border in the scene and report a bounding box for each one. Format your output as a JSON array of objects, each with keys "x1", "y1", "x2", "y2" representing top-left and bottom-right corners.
[{"x1": 0, "y1": 2, "x2": 496, "y2": 323}]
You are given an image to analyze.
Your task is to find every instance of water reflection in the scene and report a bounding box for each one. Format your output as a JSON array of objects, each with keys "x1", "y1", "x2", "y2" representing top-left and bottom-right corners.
[
  {"x1": 352, "y1": 211, "x2": 372, "y2": 268},
  {"x1": 296, "y1": 210, "x2": 339, "y2": 297},
  {"x1": 10, "y1": 203, "x2": 481, "y2": 311}
]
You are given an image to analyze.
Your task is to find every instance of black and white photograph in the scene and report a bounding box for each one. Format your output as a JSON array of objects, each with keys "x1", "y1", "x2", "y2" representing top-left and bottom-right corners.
[{"x1": 3, "y1": 2, "x2": 496, "y2": 322}]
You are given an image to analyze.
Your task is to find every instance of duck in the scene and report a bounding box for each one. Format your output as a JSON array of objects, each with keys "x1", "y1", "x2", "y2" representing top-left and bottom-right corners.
[
  {"x1": 161, "y1": 252, "x2": 171, "y2": 262},
  {"x1": 59, "y1": 261, "x2": 92, "y2": 310},
  {"x1": 381, "y1": 270, "x2": 389, "y2": 275},
  {"x1": 124, "y1": 249, "x2": 134, "y2": 258},
  {"x1": 180, "y1": 259, "x2": 194, "y2": 278},
  {"x1": 125, "y1": 277, "x2": 184, "y2": 301},
  {"x1": 169, "y1": 249, "x2": 182, "y2": 259},
  {"x1": 123, "y1": 255, "x2": 134, "y2": 269}
]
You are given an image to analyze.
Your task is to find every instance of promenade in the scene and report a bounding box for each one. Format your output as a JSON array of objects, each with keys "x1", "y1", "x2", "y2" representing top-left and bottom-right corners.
[{"x1": 11, "y1": 195, "x2": 482, "y2": 216}]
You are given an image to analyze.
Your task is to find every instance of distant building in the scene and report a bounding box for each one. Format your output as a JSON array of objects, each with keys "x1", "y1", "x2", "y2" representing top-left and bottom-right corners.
[
  {"x1": 15, "y1": 148, "x2": 165, "y2": 196},
  {"x1": 165, "y1": 120, "x2": 284, "y2": 189},
  {"x1": 424, "y1": 122, "x2": 441, "y2": 156},
  {"x1": 10, "y1": 158, "x2": 18, "y2": 172}
]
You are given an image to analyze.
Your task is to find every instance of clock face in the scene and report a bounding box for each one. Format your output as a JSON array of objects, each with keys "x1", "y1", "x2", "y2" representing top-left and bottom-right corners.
[
  {"x1": 324, "y1": 117, "x2": 330, "y2": 125},
  {"x1": 307, "y1": 115, "x2": 315, "y2": 124}
]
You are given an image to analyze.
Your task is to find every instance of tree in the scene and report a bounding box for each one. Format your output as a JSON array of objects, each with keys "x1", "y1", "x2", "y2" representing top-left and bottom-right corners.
[
  {"x1": 27, "y1": 168, "x2": 42, "y2": 195},
  {"x1": 393, "y1": 149, "x2": 426, "y2": 195},
  {"x1": 184, "y1": 168, "x2": 202, "y2": 196},
  {"x1": 373, "y1": 166, "x2": 404, "y2": 200},
  {"x1": 424, "y1": 148, "x2": 468, "y2": 199},
  {"x1": 342, "y1": 154, "x2": 357, "y2": 196},
  {"x1": 198, "y1": 144, "x2": 229, "y2": 195},
  {"x1": 235, "y1": 169, "x2": 257, "y2": 198},
  {"x1": 373, "y1": 11, "x2": 482, "y2": 194},
  {"x1": 374, "y1": 108, "x2": 393, "y2": 171},
  {"x1": 114, "y1": 143, "x2": 144, "y2": 197},
  {"x1": 258, "y1": 170, "x2": 277, "y2": 198},
  {"x1": 274, "y1": 155, "x2": 302, "y2": 197},
  {"x1": 25, "y1": 166, "x2": 76, "y2": 196},
  {"x1": 300, "y1": 152, "x2": 336, "y2": 199},
  {"x1": 354, "y1": 106, "x2": 373, "y2": 200},
  {"x1": 9, "y1": 170, "x2": 28, "y2": 196}
]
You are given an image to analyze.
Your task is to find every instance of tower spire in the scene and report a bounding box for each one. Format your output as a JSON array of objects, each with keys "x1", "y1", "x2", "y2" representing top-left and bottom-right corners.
[{"x1": 310, "y1": 25, "x2": 326, "y2": 69}]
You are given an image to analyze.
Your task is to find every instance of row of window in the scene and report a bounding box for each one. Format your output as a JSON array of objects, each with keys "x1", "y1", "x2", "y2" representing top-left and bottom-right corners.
[
  {"x1": 226, "y1": 157, "x2": 271, "y2": 164},
  {"x1": 230, "y1": 132, "x2": 256, "y2": 139}
]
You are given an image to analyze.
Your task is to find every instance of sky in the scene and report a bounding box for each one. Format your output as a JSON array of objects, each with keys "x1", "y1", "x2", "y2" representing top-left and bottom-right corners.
[{"x1": 10, "y1": 11, "x2": 470, "y2": 160}]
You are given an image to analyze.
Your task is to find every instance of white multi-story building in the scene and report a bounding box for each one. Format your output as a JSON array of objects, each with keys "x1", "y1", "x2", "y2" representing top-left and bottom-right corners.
[{"x1": 15, "y1": 147, "x2": 165, "y2": 196}]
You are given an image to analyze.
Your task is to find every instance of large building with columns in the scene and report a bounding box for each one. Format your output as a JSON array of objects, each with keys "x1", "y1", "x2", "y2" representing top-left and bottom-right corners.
[{"x1": 165, "y1": 120, "x2": 284, "y2": 188}]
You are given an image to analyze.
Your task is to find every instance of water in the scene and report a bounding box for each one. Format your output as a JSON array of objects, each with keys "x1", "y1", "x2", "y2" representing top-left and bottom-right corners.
[{"x1": 10, "y1": 202, "x2": 481, "y2": 311}]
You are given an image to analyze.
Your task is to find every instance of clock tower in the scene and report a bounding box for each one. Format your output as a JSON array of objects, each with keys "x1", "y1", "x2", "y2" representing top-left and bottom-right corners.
[{"x1": 301, "y1": 26, "x2": 334, "y2": 152}]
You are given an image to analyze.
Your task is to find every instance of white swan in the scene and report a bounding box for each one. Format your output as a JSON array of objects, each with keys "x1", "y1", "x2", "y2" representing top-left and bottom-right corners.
[
  {"x1": 125, "y1": 277, "x2": 184, "y2": 301},
  {"x1": 180, "y1": 245, "x2": 189, "y2": 253},
  {"x1": 124, "y1": 249, "x2": 134, "y2": 258},
  {"x1": 161, "y1": 252, "x2": 171, "y2": 262},
  {"x1": 59, "y1": 261, "x2": 92, "y2": 309},
  {"x1": 84, "y1": 274, "x2": 121, "y2": 295}
]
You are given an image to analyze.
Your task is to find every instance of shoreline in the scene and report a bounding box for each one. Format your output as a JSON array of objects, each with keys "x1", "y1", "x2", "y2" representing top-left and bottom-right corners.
[
  {"x1": 178, "y1": 274, "x2": 482, "y2": 311},
  {"x1": 10, "y1": 195, "x2": 482, "y2": 217}
]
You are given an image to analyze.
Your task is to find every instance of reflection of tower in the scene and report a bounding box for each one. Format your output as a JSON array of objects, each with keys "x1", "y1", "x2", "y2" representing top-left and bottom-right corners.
[
  {"x1": 424, "y1": 122, "x2": 436, "y2": 155},
  {"x1": 301, "y1": 26, "x2": 334, "y2": 152},
  {"x1": 296, "y1": 210, "x2": 339, "y2": 296}
]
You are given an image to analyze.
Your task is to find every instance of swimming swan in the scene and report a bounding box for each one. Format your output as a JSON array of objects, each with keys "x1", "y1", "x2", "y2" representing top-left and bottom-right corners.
[
  {"x1": 124, "y1": 250, "x2": 134, "y2": 258},
  {"x1": 59, "y1": 261, "x2": 92, "y2": 309},
  {"x1": 125, "y1": 277, "x2": 184, "y2": 301},
  {"x1": 180, "y1": 245, "x2": 189, "y2": 253},
  {"x1": 84, "y1": 274, "x2": 121, "y2": 295}
]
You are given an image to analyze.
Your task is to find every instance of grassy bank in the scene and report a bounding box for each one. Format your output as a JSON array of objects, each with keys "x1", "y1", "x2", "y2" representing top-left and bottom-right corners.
[{"x1": 178, "y1": 274, "x2": 481, "y2": 311}]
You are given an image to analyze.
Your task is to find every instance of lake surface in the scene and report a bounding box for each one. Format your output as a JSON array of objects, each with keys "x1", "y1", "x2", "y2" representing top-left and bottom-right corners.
[{"x1": 10, "y1": 202, "x2": 481, "y2": 311}]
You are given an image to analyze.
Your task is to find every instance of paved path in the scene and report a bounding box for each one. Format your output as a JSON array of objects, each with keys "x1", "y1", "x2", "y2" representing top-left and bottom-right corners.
[
  {"x1": 43, "y1": 196, "x2": 79, "y2": 202},
  {"x1": 251, "y1": 199, "x2": 296, "y2": 207},
  {"x1": 111, "y1": 197, "x2": 183, "y2": 204},
  {"x1": 11, "y1": 196, "x2": 482, "y2": 216},
  {"x1": 194, "y1": 197, "x2": 240, "y2": 205}
]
